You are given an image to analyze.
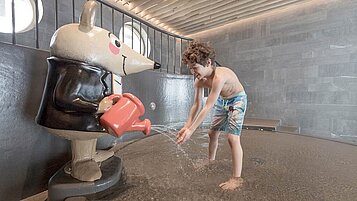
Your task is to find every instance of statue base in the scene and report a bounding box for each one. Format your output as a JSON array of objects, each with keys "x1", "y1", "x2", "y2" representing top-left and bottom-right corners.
[{"x1": 48, "y1": 156, "x2": 123, "y2": 201}]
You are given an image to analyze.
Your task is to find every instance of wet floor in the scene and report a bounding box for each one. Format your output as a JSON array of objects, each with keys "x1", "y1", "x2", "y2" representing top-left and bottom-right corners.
[
  {"x1": 22, "y1": 128, "x2": 357, "y2": 201},
  {"x1": 97, "y1": 128, "x2": 357, "y2": 201}
]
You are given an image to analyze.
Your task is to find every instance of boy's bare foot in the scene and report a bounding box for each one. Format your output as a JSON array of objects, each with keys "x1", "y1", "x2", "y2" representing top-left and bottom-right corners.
[{"x1": 219, "y1": 177, "x2": 243, "y2": 190}]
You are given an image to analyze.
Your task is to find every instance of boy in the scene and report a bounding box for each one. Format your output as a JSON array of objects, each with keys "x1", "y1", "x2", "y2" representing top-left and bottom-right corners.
[{"x1": 176, "y1": 41, "x2": 247, "y2": 190}]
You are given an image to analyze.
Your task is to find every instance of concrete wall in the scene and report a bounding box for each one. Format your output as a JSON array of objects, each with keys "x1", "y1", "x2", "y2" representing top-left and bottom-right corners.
[
  {"x1": 190, "y1": 0, "x2": 357, "y2": 143},
  {"x1": 0, "y1": 43, "x2": 70, "y2": 201}
]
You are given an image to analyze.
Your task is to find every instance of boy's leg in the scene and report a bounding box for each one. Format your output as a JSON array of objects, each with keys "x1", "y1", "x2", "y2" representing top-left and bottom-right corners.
[
  {"x1": 208, "y1": 130, "x2": 220, "y2": 161},
  {"x1": 194, "y1": 129, "x2": 220, "y2": 170},
  {"x1": 219, "y1": 134, "x2": 243, "y2": 190},
  {"x1": 227, "y1": 134, "x2": 243, "y2": 178},
  {"x1": 219, "y1": 94, "x2": 246, "y2": 190}
]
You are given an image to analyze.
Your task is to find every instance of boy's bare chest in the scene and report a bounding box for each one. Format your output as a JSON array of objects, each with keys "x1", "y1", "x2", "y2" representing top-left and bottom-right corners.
[
  {"x1": 199, "y1": 79, "x2": 238, "y2": 97},
  {"x1": 200, "y1": 79, "x2": 213, "y2": 89}
]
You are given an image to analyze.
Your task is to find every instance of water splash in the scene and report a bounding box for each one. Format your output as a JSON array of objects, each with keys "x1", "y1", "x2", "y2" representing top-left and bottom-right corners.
[
  {"x1": 151, "y1": 124, "x2": 191, "y2": 160},
  {"x1": 151, "y1": 124, "x2": 200, "y2": 177}
]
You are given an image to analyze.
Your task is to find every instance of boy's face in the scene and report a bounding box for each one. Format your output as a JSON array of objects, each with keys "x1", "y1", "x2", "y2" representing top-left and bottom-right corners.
[{"x1": 187, "y1": 59, "x2": 211, "y2": 80}]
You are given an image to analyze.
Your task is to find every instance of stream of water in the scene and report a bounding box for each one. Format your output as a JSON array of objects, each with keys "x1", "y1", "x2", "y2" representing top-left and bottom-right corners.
[{"x1": 150, "y1": 124, "x2": 208, "y2": 172}]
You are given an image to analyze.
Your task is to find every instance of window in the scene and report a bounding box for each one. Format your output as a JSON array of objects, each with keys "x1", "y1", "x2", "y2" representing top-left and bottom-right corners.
[
  {"x1": 0, "y1": 0, "x2": 43, "y2": 33},
  {"x1": 119, "y1": 22, "x2": 151, "y2": 56}
]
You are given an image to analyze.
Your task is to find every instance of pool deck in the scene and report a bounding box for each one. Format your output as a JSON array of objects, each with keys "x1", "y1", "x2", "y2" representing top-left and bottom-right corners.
[
  {"x1": 23, "y1": 129, "x2": 357, "y2": 201},
  {"x1": 108, "y1": 129, "x2": 357, "y2": 201}
]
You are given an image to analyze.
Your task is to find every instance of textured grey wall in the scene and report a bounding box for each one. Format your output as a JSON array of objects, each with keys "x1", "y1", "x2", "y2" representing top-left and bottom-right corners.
[
  {"x1": 0, "y1": 42, "x2": 70, "y2": 201},
  {"x1": 123, "y1": 72, "x2": 194, "y2": 126},
  {"x1": 190, "y1": 0, "x2": 357, "y2": 143}
]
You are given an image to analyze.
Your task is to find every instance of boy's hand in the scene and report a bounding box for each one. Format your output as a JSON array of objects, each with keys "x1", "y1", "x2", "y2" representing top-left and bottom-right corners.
[{"x1": 176, "y1": 127, "x2": 193, "y2": 144}]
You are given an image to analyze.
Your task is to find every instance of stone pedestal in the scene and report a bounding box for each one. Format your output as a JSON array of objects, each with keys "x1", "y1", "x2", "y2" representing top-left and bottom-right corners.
[{"x1": 48, "y1": 156, "x2": 122, "y2": 201}]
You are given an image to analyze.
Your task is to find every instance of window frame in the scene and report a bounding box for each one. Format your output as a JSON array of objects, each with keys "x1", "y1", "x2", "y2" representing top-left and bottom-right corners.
[
  {"x1": 0, "y1": 0, "x2": 43, "y2": 33},
  {"x1": 119, "y1": 21, "x2": 151, "y2": 56}
]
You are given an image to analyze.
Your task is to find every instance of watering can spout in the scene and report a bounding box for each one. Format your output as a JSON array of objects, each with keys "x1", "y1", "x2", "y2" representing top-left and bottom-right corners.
[{"x1": 126, "y1": 119, "x2": 151, "y2": 135}]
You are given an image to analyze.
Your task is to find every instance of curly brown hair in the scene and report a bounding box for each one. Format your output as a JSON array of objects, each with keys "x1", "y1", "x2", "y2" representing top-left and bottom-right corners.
[{"x1": 182, "y1": 41, "x2": 216, "y2": 67}]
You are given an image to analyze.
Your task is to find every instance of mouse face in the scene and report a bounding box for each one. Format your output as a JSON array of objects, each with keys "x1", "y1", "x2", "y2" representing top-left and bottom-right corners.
[{"x1": 49, "y1": 0, "x2": 159, "y2": 76}]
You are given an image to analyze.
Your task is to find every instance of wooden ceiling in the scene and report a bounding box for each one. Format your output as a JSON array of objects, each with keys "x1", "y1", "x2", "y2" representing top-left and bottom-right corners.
[{"x1": 111, "y1": 0, "x2": 311, "y2": 36}]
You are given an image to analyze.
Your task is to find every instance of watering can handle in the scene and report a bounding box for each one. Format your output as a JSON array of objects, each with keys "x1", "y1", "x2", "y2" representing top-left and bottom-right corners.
[{"x1": 108, "y1": 94, "x2": 122, "y2": 103}]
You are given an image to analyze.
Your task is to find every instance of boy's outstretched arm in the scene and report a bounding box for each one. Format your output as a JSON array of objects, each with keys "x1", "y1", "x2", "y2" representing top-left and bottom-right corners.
[
  {"x1": 183, "y1": 82, "x2": 203, "y2": 129},
  {"x1": 177, "y1": 81, "x2": 202, "y2": 142},
  {"x1": 177, "y1": 77, "x2": 224, "y2": 144}
]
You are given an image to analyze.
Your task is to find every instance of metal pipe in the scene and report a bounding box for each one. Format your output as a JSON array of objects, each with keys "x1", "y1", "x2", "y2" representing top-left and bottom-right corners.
[
  {"x1": 139, "y1": 22, "x2": 142, "y2": 54},
  {"x1": 153, "y1": 30, "x2": 155, "y2": 64},
  {"x1": 173, "y1": 37, "x2": 176, "y2": 74},
  {"x1": 11, "y1": 0, "x2": 15, "y2": 44},
  {"x1": 35, "y1": 0, "x2": 39, "y2": 48},
  {"x1": 55, "y1": 0, "x2": 58, "y2": 29},
  {"x1": 146, "y1": 26, "x2": 149, "y2": 58},
  {"x1": 122, "y1": 13, "x2": 124, "y2": 43},
  {"x1": 100, "y1": 3, "x2": 103, "y2": 27},
  {"x1": 131, "y1": 18, "x2": 134, "y2": 49},
  {"x1": 72, "y1": 0, "x2": 75, "y2": 23},
  {"x1": 180, "y1": 38, "x2": 183, "y2": 74},
  {"x1": 112, "y1": 8, "x2": 114, "y2": 33},
  {"x1": 160, "y1": 32, "x2": 162, "y2": 72},
  {"x1": 167, "y1": 34, "x2": 169, "y2": 73}
]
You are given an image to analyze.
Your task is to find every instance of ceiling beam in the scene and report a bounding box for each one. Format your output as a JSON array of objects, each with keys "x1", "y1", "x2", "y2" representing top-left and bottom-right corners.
[
  {"x1": 181, "y1": 0, "x2": 302, "y2": 33},
  {"x1": 111, "y1": 0, "x2": 311, "y2": 37},
  {"x1": 175, "y1": 0, "x2": 270, "y2": 28},
  {"x1": 126, "y1": 0, "x2": 151, "y2": 10},
  {"x1": 149, "y1": 0, "x2": 208, "y2": 19},
  {"x1": 167, "y1": 0, "x2": 262, "y2": 27},
  {"x1": 178, "y1": 0, "x2": 291, "y2": 30},
  {"x1": 132, "y1": 0, "x2": 164, "y2": 13},
  {"x1": 142, "y1": 0, "x2": 183, "y2": 15},
  {"x1": 143, "y1": 0, "x2": 207, "y2": 19},
  {"x1": 163, "y1": 0, "x2": 239, "y2": 24},
  {"x1": 182, "y1": 0, "x2": 307, "y2": 35}
]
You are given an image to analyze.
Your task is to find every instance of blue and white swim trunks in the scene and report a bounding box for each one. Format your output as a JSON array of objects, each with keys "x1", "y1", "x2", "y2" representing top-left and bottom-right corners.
[{"x1": 211, "y1": 91, "x2": 247, "y2": 135}]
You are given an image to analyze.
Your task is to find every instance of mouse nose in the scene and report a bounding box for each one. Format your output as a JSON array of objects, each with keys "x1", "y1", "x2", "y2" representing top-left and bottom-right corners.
[{"x1": 154, "y1": 62, "x2": 161, "y2": 69}]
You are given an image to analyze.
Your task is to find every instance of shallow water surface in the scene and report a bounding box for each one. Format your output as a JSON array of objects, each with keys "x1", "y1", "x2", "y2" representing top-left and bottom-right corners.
[{"x1": 101, "y1": 129, "x2": 357, "y2": 201}]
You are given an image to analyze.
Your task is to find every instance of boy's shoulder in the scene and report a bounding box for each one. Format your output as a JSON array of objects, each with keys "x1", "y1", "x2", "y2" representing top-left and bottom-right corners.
[
  {"x1": 216, "y1": 66, "x2": 234, "y2": 72},
  {"x1": 215, "y1": 67, "x2": 235, "y2": 77}
]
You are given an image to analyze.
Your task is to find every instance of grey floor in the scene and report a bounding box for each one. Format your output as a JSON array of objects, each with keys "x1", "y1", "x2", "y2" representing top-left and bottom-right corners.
[
  {"x1": 109, "y1": 129, "x2": 357, "y2": 201},
  {"x1": 24, "y1": 129, "x2": 357, "y2": 201}
]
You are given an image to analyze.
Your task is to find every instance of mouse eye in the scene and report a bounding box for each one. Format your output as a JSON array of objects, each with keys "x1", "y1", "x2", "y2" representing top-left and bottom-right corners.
[
  {"x1": 115, "y1": 40, "x2": 121, "y2": 48},
  {"x1": 108, "y1": 32, "x2": 121, "y2": 48}
]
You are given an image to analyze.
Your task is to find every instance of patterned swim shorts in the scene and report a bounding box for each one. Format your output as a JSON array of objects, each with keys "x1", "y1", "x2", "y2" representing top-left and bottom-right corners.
[{"x1": 211, "y1": 91, "x2": 247, "y2": 135}]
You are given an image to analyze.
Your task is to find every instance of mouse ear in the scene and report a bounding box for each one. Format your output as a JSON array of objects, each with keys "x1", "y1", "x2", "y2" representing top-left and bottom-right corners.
[{"x1": 79, "y1": 0, "x2": 98, "y2": 32}]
